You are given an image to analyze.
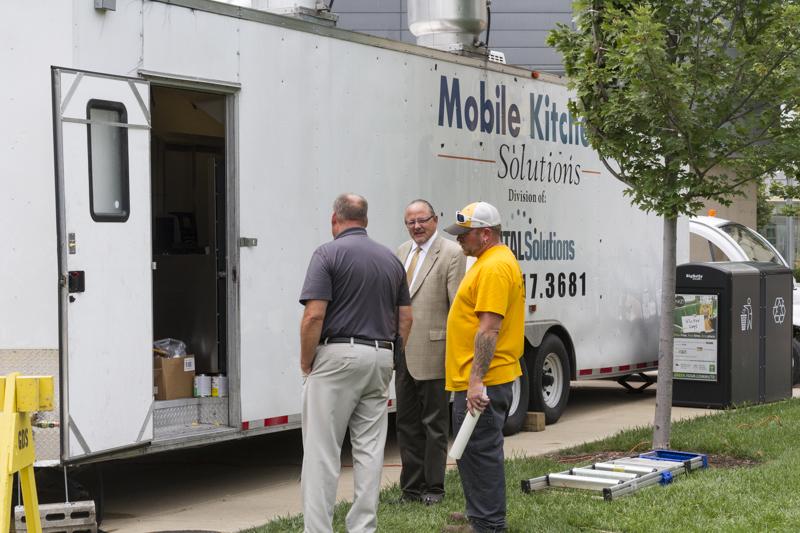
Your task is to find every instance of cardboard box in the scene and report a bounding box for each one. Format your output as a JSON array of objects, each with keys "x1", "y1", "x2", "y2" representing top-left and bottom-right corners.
[{"x1": 154, "y1": 355, "x2": 195, "y2": 400}]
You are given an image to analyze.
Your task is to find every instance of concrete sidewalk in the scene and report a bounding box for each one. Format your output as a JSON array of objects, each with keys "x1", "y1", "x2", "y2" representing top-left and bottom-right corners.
[{"x1": 100, "y1": 381, "x2": 722, "y2": 532}]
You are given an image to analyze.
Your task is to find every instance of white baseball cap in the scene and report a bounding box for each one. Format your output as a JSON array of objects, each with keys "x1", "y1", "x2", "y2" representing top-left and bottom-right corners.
[{"x1": 444, "y1": 201, "x2": 502, "y2": 235}]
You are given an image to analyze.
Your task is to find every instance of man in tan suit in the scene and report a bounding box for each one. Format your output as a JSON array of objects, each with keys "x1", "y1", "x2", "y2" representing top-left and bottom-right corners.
[{"x1": 395, "y1": 199, "x2": 466, "y2": 505}]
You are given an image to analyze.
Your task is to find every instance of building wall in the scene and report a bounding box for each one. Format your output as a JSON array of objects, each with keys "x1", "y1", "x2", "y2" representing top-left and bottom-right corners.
[{"x1": 332, "y1": 0, "x2": 573, "y2": 72}]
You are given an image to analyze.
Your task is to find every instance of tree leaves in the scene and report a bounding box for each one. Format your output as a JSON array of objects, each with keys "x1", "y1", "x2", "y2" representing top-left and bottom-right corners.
[{"x1": 548, "y1": 0, "x2": 800, "y2": 218}]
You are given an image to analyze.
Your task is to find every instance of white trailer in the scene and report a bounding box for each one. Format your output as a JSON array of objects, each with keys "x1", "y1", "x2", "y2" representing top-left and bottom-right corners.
[{"x1": 0, "y1": 0, "x2": 688, "y2": 467}]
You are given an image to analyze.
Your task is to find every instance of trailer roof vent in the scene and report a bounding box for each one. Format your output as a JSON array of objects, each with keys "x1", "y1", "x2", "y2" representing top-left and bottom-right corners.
[
  {"x1": 488, "y1": 50, "x2": 506, "y2": 64},
  {"x1": 408, "y1": 0, "x2": 490, "y2": 59},
  {"x1": 219, "y1": 0, "x2": 338, "y2": 27}
]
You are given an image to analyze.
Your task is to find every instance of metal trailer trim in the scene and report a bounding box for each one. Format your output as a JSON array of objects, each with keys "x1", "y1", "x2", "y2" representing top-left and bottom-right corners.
[
  {"x1": 60, "y1": 72, "x2": 84, "y2": 115},
  {"x1": 128, "y1": 80, "x2": 151, "y2": 125},
  {"x1": 226, "y1": 90, "x2": 242, "y2": 429},
  {"x1": 136, "y1": 402, "x2": 154, "y2": 442},
  {"x1": 577, "y1": 363, "x2": 658, "y2": 380},
  {"x1": 51, "y1": 66, "x2": 70, "y2": 462},
  {"x1": 138, "y1": 69, "x2": 242, "y2": 93},
  {"x1": 64, "y1": 416, "x2": 302, "y2": 465},
  {"x1": 62, "y1": 117, "x2": 150, "y2": 130},
  {"x1": 58, "y1": 66, "x2": 151, "y2": 84},
  {"x1": 62, "y1": 437, "x2": 151, "y2": 466},
  {"x1": 67, "y1": 415, "x2": 91, "y2": 455},
  {"x1": 151, "y1": 0, "x2": 564, "y2": 85}
]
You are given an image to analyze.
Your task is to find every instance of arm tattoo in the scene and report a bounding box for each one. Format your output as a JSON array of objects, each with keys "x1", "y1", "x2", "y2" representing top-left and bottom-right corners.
[{"x1": 471, "y1": 330, "x2": 497, "y2": 381}]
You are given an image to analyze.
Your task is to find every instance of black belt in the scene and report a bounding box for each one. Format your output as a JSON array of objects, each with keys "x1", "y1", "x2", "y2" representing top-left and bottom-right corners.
[{"x1": 322, "y1": 337, "x2": 394, "y2": 350}]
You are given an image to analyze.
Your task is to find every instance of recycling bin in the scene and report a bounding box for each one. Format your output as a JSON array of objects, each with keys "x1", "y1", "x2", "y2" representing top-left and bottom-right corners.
[
  {"x1": 745, "y1": 262, "x2": 793, "y2": 403},
  {"x1": 673, "y1": 263, "x2": 759, "y2": 408},
  {"x1": 672, "y1": 262, "x2": 793, "y2": 408}
]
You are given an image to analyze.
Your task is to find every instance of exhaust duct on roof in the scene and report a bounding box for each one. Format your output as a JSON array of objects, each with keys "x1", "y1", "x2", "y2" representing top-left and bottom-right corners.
[{"x1": 408, "y1": 0, "x2": 487, "y2": 52}]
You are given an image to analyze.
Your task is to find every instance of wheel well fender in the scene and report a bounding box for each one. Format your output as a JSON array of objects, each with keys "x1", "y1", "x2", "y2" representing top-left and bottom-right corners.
[{"x1": 524, "y1": 322, "x2": 576, "y2": 380}]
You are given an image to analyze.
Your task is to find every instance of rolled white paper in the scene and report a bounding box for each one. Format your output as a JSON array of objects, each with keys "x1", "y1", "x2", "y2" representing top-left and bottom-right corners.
[{"x1": 448, "y1": 409, "x2": 480, "y2": 460}]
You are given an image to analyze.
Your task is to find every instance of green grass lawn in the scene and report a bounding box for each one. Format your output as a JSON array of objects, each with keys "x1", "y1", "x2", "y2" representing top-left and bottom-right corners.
[{"x1": 250, "y1": 398, "x2": 800, "y2": 532}]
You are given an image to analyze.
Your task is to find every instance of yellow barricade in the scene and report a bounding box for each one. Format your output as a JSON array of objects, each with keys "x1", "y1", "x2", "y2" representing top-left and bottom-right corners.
[{"x1": 0, "y1": 373, "x2": 54, "y2": 533}]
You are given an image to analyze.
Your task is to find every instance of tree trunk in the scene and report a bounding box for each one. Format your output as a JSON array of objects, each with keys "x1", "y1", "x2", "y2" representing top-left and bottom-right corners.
[{"x1": 652, "y1": 215, "x2": 677, "y2": 449}]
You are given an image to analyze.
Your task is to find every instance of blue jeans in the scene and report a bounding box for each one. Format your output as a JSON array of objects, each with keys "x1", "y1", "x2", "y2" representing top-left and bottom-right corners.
[{"x1": 452, "y1": 382, "x2": 513, "y2": 533}]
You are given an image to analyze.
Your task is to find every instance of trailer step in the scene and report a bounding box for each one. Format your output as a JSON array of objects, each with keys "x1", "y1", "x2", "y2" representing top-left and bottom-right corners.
[
  {"x1": 13, "y1": 500, "x2": 97, "y2": 532},
  {"x1": 521, "y1": 450, "x2": 707, "y2": 501}
]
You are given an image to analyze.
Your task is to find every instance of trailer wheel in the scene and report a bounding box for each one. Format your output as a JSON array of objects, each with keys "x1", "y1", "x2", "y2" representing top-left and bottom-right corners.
[
  {"x1": 502, "y1": 356, "x2": 530, "y2": 436},
  {"x1": 792, "y1": 338, "x2": 800, "y2": 386},
  {"x1": 527, "y1": 335, "x2": 571, "y2": 424}
]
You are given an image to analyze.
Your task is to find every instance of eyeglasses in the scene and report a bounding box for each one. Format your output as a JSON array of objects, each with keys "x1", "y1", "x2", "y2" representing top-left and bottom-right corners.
[{"x1": 404, "y1": 215, "x2": 435, "y2": 227}]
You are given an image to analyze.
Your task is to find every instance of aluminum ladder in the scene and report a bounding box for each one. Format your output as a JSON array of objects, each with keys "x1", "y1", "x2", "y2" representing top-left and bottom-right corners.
[{"x1": 521, "y1": 450, "x2": 707, "y2": 501}]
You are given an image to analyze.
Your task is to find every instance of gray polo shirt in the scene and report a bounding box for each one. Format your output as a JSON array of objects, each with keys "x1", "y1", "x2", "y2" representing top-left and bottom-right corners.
[{"x1": 299, "y1": 227, "x2": 411, "y2": 341}]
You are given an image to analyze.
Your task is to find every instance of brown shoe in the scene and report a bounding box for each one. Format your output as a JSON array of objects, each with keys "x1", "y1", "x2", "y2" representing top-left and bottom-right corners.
[{"x1": 448, "y1": 512, "x2": 468, "y2": 524}]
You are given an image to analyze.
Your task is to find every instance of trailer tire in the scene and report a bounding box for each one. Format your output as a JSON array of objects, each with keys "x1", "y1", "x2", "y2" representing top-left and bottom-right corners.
[
  {"x1": 502, "y1": 356, "x2": 530, "y2": 436},
  {"x1": 527, "y1": 334, "x2": 570, "y2": 425},
  {"x1": 792, "y1": 338, "x2": 800, "y2": 386}
]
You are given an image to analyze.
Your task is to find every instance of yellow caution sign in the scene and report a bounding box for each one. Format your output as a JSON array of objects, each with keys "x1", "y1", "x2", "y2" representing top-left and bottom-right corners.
[{"x1": 0, "y1": 373, "x2": 54, "y2": 533}]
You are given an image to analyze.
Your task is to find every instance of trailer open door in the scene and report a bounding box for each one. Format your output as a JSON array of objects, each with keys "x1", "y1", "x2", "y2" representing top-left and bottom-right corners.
[{"x1": 52, "y1": 68, "x2": 153, "y2": 460}]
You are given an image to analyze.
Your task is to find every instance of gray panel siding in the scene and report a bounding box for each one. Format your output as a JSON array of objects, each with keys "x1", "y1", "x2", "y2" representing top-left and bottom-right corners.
[
  {"x1": 335, "y1": 12, "x2": 404, "y2": 31},
  {"x1": 331, "y1": 0, "x2": 404, "y2": 12},
  {"x1": 332, "y1": 0, "x2": 573, "y2": 73}
]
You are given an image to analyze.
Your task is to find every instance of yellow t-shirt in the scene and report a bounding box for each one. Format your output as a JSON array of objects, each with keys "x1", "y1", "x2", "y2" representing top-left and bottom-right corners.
[{"x1": 445, "y1": 244, "x2": 525, "y2": 391}]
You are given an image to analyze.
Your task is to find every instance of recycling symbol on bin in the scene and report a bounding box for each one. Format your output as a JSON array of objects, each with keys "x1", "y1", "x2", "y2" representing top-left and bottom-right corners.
[{"x1": 772, "y1": 297, "x2": 786, "y2": 325}]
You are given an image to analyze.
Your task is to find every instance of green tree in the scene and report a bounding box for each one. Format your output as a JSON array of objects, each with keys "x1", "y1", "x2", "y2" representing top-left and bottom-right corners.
[
  {"x1": 755, "y1": 177, "x2": 774, "y2": 232},
  {"x1": 549, "y1": 0, "x2": 800, "y2": 448},
  {"x1": 769, "y1": 174, "x2": 800, "y2": 217}
]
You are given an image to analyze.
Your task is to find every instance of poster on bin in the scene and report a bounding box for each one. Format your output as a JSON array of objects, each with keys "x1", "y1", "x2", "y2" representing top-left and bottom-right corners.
[{"x1": 673, "y1": 293, "x2": 719, "y2": 381}]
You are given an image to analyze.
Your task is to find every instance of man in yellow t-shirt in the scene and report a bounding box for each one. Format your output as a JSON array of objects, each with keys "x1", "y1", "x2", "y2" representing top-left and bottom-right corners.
[{"x1": 442, "y1": 201, "x2": 524, "y2": 533}]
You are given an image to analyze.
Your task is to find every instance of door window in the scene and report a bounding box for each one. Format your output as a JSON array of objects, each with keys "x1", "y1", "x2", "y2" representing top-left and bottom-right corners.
[{"x1": 87, "y1": 100, "x2": 129, "y2": 221}]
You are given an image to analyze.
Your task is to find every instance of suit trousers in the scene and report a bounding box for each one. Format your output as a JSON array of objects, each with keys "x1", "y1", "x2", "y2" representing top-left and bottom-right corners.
[
  {"x1": 301, "y1": 342, "x2": 394, "y2": 533},
  {"x1": 395, "y1": 350, "x2": 449, "y2": 498},
  {"x1": 452, "y1": 383, "x2": 512, "y2": 533}
]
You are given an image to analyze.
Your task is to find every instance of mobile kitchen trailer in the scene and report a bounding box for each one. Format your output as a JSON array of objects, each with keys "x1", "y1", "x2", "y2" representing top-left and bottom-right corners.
[{"x1": 0, "y1": 0, "x2": 687, "y2": 467}]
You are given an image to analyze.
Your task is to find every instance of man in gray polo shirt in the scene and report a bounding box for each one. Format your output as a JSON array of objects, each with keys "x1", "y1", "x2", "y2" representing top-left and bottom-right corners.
[{"x1": 299, "y1": 193, "x2": 413, "y2": 533}]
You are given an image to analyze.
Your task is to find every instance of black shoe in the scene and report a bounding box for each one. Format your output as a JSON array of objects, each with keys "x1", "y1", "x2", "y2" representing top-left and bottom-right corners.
[
  {"x1": 389, "y1": 492, "x2": 422, "y2": 504},
  {"x1": 423, "y1": 492, "x2": 444, "y2": 505}
]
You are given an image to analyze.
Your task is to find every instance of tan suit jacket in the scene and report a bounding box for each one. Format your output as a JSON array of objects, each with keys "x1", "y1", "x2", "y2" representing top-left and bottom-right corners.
[{"x1": 397, "y1": 235, "x2": 466, "y2": 380}]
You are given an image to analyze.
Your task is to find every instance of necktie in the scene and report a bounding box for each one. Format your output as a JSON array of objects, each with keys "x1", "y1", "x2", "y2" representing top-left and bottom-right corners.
[{"x1": 406, "y1": 247, "x2": 421, "y2": 287}]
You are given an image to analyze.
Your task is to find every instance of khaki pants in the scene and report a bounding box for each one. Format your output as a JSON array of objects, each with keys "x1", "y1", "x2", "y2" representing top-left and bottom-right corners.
[{"x1": 301, "y1": 342, "x2": 394, "y2": 533}]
